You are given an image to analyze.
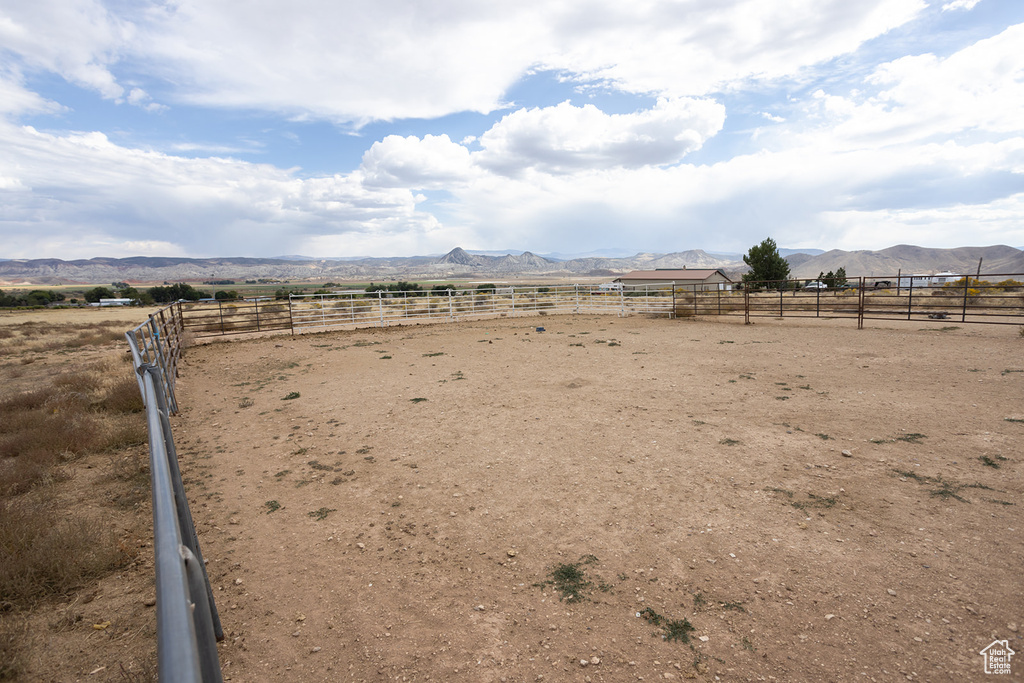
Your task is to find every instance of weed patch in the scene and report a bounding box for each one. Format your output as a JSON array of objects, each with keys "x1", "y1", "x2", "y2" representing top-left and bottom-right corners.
[
  {"x1": 637, "y1": 607, "x2": 695, "y2": 643},
  {"x1": 535, "y1": 554, "x2": 598, "y2": 603},
  {"x1": 765, "y1": 487, "x2": 837, "y2": 510},
  {"x1": 308, "y1": 507, "x2": 336, "y2": 521},
  {"x1": 893, "y1": 469, "x2": 996, "y2": 503},
  {"x1": 264, "y1": 500, "x2": 281, "y2": 513},
  {"x1": 282, "y1": 391, "x2": 300, "y2": 400},
  {"x1": 895, "y1": 432, "x2": 926, "y2": 443}
]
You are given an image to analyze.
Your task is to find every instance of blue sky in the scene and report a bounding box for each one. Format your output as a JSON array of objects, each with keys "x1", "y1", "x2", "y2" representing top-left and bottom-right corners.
[{"x1": 1, "y1": 0, "x2": 1023, "y2": 260}]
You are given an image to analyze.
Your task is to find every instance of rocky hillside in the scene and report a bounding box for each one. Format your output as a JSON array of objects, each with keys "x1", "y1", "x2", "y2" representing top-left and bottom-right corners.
[
  {"x1": 784, "y1": 244, "x2": 1024, "y2": 279},
  {"x1": 0, "y1": 248, "x2": 744, "y2": 284},
  {"x1": 2, "y1": 245, "x2": 1021, "y2": 285}
]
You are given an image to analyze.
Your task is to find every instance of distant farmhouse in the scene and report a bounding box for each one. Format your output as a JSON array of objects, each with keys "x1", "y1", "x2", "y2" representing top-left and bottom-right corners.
[{"x1": 614, "y1": 268, "x2": 734, "y2": 291}]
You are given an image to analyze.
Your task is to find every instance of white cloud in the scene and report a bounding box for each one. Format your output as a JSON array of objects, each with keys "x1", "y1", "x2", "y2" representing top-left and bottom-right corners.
[
  {"x1": 0, "y1": 121, "x2": 442, "y2": 258},
  {"x1": 2, "y1": 1, "x2": 1022, "y2": 259},
  {"x1": 0, "y1": 68, "x2": 62, "y2": 116},
  {"x1": 542, "y1": 0, "x2": 927, "y2": 98},
  {"x1": 2, "y1": 0, "x2": 928, "y2": 124},
  {"x1": 361, "y1": 134, "x2": 475, "y2": 189},
  {"x1": 125, "y1": 87, "x2": 166, "y2": 113},
  {"x1": 801, "y1": 23, "x2": 1024, "y2": 147},
  {"x1": 474, "y1": 98, "x2": 725, "y2": 175},
  {"x1": 0, "y1": 0, "x2": 130, "y2": 100},
  {"x1": 942, "y1": 0, "x2": 982, "y2": 11}
]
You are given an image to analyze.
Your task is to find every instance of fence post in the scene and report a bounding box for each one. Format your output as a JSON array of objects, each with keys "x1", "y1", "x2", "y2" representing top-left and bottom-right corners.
[
  {"x1": 744, "y1": 287, "x2": 750, "y2": 324},
  {"x1": 907, "y1": 281, "x2": 914, "y2": 320},
  {"x1": 287, "y1": 295, "x2": 295, "y2": 335},
  {"x1": 378, "y1": 291, "x2": 384, "y2": 326},
  {"x1": 448, "y1": 290, "x2": 454, "y2": 321},
  {"x1": 961, "y1": 277, "x2": 969, "y2": 322},
  {"x1": 779, "y1": 285, "x2": 784, "y2": 317},
  {"x1": 858, "y1": 277, "x2": 865, "y2": 329}
]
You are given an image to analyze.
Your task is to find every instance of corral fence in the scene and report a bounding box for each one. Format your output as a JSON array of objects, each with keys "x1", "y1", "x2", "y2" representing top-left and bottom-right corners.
[
  {"x1": 169, "y1": 275, "x2": 1024, "y2": 337},
  {"x1": 126, "y1": 317, "x2": 224, "y2": 682},
  {"x1": 733, "y1": 273, "x2": 1024, "y2": 329},
  {"x1": 119, "y1": 271, "x2": 1023, "y2": 679}
]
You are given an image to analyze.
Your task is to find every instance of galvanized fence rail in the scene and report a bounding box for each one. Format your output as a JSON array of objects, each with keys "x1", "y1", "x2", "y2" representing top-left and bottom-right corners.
[
  {"x1": 286, "y1": 284, "x2": 665, "y2": 332},
  {"x1": 164, "y1": 275, "x2": 1023, "y2": 339},
  {"x1": 127, "y1": 308, "x2": 223, "y2": 682}
]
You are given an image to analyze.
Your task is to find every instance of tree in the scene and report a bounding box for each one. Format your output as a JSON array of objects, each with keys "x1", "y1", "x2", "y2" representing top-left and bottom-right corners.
[
  {"x1": 84, "y1": 286, "x2": 115, "y2": 303},
  {"x1": 742, "y1": 238, "x2": 790, "y2": 289},
  {"x1": 832, "y1": 267, "x2": 848, "y2": 289},
  {"x1": 147, "y1": 283, "x2": 205, "y2": 303}
]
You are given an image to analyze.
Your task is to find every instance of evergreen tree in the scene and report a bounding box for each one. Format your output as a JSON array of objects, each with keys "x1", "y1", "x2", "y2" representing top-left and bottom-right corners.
[{"x1": 742, "y1": 238, "x2": 791, "y2": 290}]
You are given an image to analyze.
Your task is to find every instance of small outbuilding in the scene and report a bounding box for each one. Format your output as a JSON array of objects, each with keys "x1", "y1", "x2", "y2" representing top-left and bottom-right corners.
[{"x1": 614, "y1": 268, "x2": 733, "y2": 291}]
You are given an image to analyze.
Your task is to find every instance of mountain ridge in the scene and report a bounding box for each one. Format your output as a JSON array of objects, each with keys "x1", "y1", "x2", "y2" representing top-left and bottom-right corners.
[{"x1": 1, "y1": 245, "x2": 1021, "y2": 285}]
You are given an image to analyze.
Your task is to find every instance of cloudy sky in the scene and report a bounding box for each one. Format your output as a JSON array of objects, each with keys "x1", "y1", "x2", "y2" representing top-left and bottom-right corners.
[{"x1": 1, "y1": 0, "x2": 1022, "y2": 260}]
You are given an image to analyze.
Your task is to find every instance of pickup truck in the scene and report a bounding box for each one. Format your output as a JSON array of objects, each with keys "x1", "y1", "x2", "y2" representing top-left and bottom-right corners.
[{"x1": 803, "y1": 281, "x2": 827, "y2": 290}]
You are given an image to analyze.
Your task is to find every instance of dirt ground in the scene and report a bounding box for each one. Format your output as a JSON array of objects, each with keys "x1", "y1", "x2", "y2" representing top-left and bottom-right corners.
[{"x1": 149, "y1": 313, "x2": 1021, "y2": 682}]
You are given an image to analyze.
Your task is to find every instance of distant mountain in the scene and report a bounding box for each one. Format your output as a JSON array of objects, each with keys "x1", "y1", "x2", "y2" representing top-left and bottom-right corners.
[
  {"x1": 784, "y1": 245, "x2": 1024, "y2": 279},
  {"x1": 436, "y1": 247, "x2": 489, "y2": 267},
  {"x1": 1, "y1": 245, "x2": 1020, "y2": 285},
  {"x1": 538, "y1": 248, "x2": 638, "y2": 260},
  {"x1": 779, "y1": 248, "x2": 825, "y2": 257}
]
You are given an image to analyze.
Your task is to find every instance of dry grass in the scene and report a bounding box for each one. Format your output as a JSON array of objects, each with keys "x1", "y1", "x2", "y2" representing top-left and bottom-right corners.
[
  {"x1": 0, "y1": 615, "x2": 28, "y2": 680},
  {"x1": 0, "y1": 318, "x2": 150, "y2": 608},
  {"x1": 0, "y1": 498, "x2": 129, "y2": 607}
]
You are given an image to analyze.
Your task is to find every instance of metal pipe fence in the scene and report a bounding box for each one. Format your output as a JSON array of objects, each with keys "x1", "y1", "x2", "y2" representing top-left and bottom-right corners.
[
  {"x1": 126, "y1": 309, "x2": 223, "y2": 682},
  {"x1": 159, "y1": 275, "x2": 1024, "y2": 341},
  {"x1": 737, "y1": 273, "x2": 1024, "y2": 328}
]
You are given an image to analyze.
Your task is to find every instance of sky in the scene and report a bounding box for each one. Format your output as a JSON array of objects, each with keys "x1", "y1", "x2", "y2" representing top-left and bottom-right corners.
[{"x1": 1, "y1": 0, "x2": 1023, "y2": 260}]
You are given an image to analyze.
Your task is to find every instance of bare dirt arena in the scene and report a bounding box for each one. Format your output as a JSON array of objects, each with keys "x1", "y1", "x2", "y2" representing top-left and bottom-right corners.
[{"x1": 173, "y1": 314, "x2": 1023, "y2": 682}]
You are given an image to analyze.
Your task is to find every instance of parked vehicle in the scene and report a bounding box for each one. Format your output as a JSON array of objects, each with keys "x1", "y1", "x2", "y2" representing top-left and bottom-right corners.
[{"x1": 803, "y1": 281, "x2": 827, "y2": 290}]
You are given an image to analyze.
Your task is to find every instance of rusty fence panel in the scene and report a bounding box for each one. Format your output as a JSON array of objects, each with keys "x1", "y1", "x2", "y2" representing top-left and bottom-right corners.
[{"x1": 736, "y1": 274, "x2": 1024, "y2": 327}]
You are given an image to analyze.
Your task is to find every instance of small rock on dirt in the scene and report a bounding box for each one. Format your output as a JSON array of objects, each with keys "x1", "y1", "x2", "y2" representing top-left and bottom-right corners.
[
  {"x1": 887, "y1": 589, "x2": 897, "y2": 596},
  {"x1": 841, "y1": 450, "x2": 852, "y2": 457}
]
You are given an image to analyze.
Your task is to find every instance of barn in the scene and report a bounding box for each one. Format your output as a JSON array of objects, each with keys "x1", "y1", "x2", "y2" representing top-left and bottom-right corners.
[{"x1": 614, "y1": 268, "x2": 734, "y2": 291}]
